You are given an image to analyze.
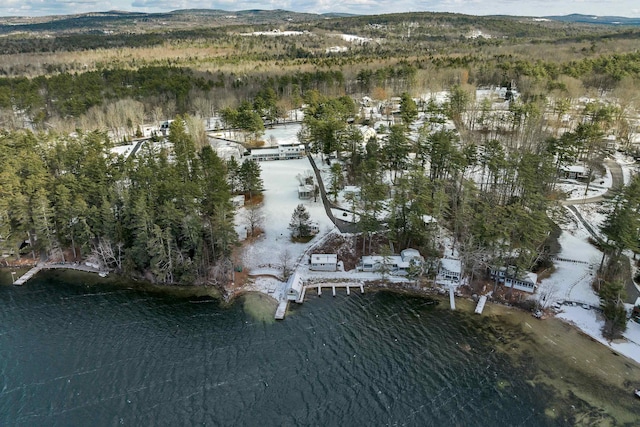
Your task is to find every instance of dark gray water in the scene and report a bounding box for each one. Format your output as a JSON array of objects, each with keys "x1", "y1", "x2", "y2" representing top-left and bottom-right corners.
[{"x1": 0, "y1": 271, "x2": 634, "y2": 426}]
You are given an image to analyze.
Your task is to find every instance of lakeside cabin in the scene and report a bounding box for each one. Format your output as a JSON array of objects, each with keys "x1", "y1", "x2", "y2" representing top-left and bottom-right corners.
[
  {"x1": 489, "y1": 267, "x2": 537, "y2": 293},
  {"x1": 310, "y1": 254, "x2": 338, "y2": 272},
  {"x1": 436, "y1": 258, "x2": 462, "y2": 283},
  {"x1": 358, "y1": 248, "x2": 423, "y2": 275}
]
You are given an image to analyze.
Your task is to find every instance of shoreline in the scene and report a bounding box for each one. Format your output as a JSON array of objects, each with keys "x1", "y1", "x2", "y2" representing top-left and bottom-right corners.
[{"x1": 6, "y1": 263, "x2": 640, "y2": 371}]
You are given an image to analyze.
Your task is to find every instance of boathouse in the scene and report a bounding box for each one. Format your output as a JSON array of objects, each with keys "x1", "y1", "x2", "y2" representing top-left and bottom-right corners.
[{"x1": 286, "y1": 272, "x2": 304, "y2": 301}]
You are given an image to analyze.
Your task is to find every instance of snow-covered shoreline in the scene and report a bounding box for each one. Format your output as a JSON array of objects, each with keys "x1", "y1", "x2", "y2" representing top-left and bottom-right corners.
[{"x1": 231, "y1": 125, "x2": 640, "y2": 366}]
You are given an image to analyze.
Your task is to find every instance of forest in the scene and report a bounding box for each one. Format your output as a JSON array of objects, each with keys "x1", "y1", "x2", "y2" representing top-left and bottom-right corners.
[{"x1": 0, "y1": 9, "x2": 639, "y2": 314}]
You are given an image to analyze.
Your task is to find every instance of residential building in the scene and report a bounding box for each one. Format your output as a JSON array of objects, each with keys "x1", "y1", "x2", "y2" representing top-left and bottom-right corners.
[
  {"x1": 489, "y1": 266, "x2": 537, "y2": 293},
  {"x1": 310, "y1": 254, "x2": 338, "y2": 272},
  {"x1": 250, "y1": 142, "x2": 306, "y2": 161},
  {"x1": 436, "y1": 258, "x2": 462, "y2": 283}
]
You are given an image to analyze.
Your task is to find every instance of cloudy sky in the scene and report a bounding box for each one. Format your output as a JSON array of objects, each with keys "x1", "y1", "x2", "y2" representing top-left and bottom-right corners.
[{"x1": 1, "y1": 0, "x2": 639, "y2": 18}]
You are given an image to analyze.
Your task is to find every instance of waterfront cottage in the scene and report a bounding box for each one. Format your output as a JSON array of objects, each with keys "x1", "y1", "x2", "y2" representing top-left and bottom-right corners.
[
  {"x1": 436, "y1": 258, "x2": 462, "y2": 283},
  {"x1": 358, "y1": 249, "x2": 423, "y2": 275},
  {"x1": 504, "y1": 272, "x2": 537, "y2": 293},
  {"x1": 489, "y1": 266, "x2": 537, "y2": 293}
]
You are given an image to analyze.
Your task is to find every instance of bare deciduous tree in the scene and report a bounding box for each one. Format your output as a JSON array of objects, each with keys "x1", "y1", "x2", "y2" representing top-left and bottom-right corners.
[{"x1": 243, "y1": 203, "x2": 264, "y2": 238}]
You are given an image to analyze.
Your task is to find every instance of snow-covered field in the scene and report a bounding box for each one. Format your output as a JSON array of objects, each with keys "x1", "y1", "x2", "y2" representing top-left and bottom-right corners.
[{"x1": 238, "y1": 157, "x2": 335, "y2": 273}]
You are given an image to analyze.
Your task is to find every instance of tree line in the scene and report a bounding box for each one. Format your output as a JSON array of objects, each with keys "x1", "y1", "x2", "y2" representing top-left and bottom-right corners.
[{"x1": 0, "y1": 120, "x2": 262, "y2": 287}]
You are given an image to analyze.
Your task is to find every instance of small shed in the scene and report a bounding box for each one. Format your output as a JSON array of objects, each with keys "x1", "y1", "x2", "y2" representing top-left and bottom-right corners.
[
  {"x1": 298, "y1": 184, "x2": 314, "y2": 199},
  {"x1": 310, "y1": 254, "x2": 338, "y2": 272}
]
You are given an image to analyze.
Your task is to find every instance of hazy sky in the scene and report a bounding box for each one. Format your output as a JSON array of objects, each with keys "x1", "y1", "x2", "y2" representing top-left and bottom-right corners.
[{"x1": 1, "y1": 0, "x2": 639, "y2": 18}]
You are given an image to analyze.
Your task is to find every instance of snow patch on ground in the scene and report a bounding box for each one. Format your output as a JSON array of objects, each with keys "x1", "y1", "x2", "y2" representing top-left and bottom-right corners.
[
  {"x1": 239, "y1": 157, "x2": 336, "y2": 274},
  {"x1": 557, "y1": 306, "x2": 640, "y2": 364}
]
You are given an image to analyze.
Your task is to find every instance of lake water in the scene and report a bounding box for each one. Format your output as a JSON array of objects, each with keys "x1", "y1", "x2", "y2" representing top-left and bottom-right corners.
[{"x1": 1, "y1": 270, "x2": 639, "y2": 426}]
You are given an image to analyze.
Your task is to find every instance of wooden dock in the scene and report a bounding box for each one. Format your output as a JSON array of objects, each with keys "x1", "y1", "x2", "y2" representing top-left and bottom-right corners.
[
  {"x1": 309, "y1": 282, "x2": 364, "y2": 299},
  {"x1": 474, "y1": 295, "x2": 487, "y2": 314},
  {"x1": 449, "y1": 287, "x2": 456, "y2": 310},
  {"x1": 13, "y1": 265, "x2": 43, "y2": 286},
  {"x1": 274, "y1": 300, "x2": 289, "y2": 320}
]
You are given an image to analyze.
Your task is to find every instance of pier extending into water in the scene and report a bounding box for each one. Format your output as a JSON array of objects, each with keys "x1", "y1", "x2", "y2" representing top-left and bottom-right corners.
[
  {"x1": 275, "y1": 281, "x2": 365, "y2": 320},
  {"x1": 12, "y1": 262, "x2": 106, "y2": 286},
  {"x1": 475, "y1": 295, "x2": 487, "y2": 314},
  {"x1": 274, "y1": 300, "x2": 288, "y2": 320},
  {"x1": 12, "y1": 265, "x2": 43, "y2": 286},
  {"x1": 310, "y1": 282, "x2": 364, "y2": 297}
]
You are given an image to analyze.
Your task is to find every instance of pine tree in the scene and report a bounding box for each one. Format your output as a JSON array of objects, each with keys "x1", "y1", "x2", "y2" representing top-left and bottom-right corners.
[
  {"x1": 289, "y1": 204, "x2": 312, "y2": 238},
  {"x1": 239, "y1": 159, "x2": 263, "y2": 200}
]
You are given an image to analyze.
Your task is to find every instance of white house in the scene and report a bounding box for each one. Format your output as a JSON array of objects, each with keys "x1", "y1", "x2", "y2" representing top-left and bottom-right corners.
[
  {"x1": 359, "y1": 125, "x2": 377, "y2": 142},
  {"x1": 310, "y1": 254, "x2": 338, "y2": 272},
  {"x1": 215, "y1": 143, "x2": 243, "y2": 162},
  {"x1": 436, "y1": 258, "x2": 462, "y2": 283},
  {"x1": 489, "y1": 266, "x2": 537, "y2": 293},
  {"x1": 504, "y1": 272, "x2": 537, "y2": 293},
  {"x1": 250, "y1": 142, "x2": 306, "y2": 161},
  {"x1": 560, "y1": 165, "x2": 589, "y2": 180},
  {"x1": 358, "y1": 249, "x2": 423, "y2": 275}
]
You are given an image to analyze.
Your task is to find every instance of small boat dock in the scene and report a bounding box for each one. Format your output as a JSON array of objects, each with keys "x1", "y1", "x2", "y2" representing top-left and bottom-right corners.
[
  {"x1": 449, "y1": 286, "x2": 456, "y2": 310},
  {"x1": 275, "y1": 280, "x2": 365, "y2": 320},
  {"x1": 274, "y1": 300, "x2": 289, "y2": 320},
  {"x1": 475, "y1": 295, "x2": 487, "y2": 314},
  {"x1": 13, "y1": 265, "x2": 43, "y2": 286}
]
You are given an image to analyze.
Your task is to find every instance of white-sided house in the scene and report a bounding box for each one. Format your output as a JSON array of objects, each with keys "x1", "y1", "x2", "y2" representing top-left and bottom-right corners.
[
  {"x1": 310, "y1": 254, "x2": 338, "y2": 272},
  {"x1": 359, "y1": 125, "x2": 377, "y2": 142},
  {"x1": 489, "y1": 266, "x2": 537, "y2": 293},
  {"x1": 504, "y1": 272, "x2": 537, "y2": 293},
  {"x1": 436, "y1": 258, "x2": 462, "y2": 283},
  {"x1": 286, "y1": 272, "x2": 304, "y2": 301},
  {"x1": 250, "y1": 142, "x2": 306, "y2": 161},
  {"x1": 401, "y1": 248, "x2": 423, "y2": 264},
  {"x1": 358, "y1": 249, "x2": 422, "y2": 275},
  {"x1": 560, "y1": 165, "x2": 589, "y2": 180},
  {"x1": 359, "y1": 255, "x2": 402, "y2": 272}
]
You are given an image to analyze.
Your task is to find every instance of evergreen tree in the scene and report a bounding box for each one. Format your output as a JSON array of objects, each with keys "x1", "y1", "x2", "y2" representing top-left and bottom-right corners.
[
  {"x1": 289, "y1": 204, "x2": 312, "y2": 238},
  {"x1": 239, "y1": 159, "x2": 263, "y2": 200},
  {"x1": 399, "y1": 92, "x2": 418, "y2": 127}
]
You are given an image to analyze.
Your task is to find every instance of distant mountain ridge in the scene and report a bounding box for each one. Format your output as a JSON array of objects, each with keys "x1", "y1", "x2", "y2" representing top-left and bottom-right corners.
[
  {"x1": 1, "y1": 9, "x2": 639, "y2": 34},
  {"x1": 544, "y1": 13, "x2": 640, "y2": 26}
]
